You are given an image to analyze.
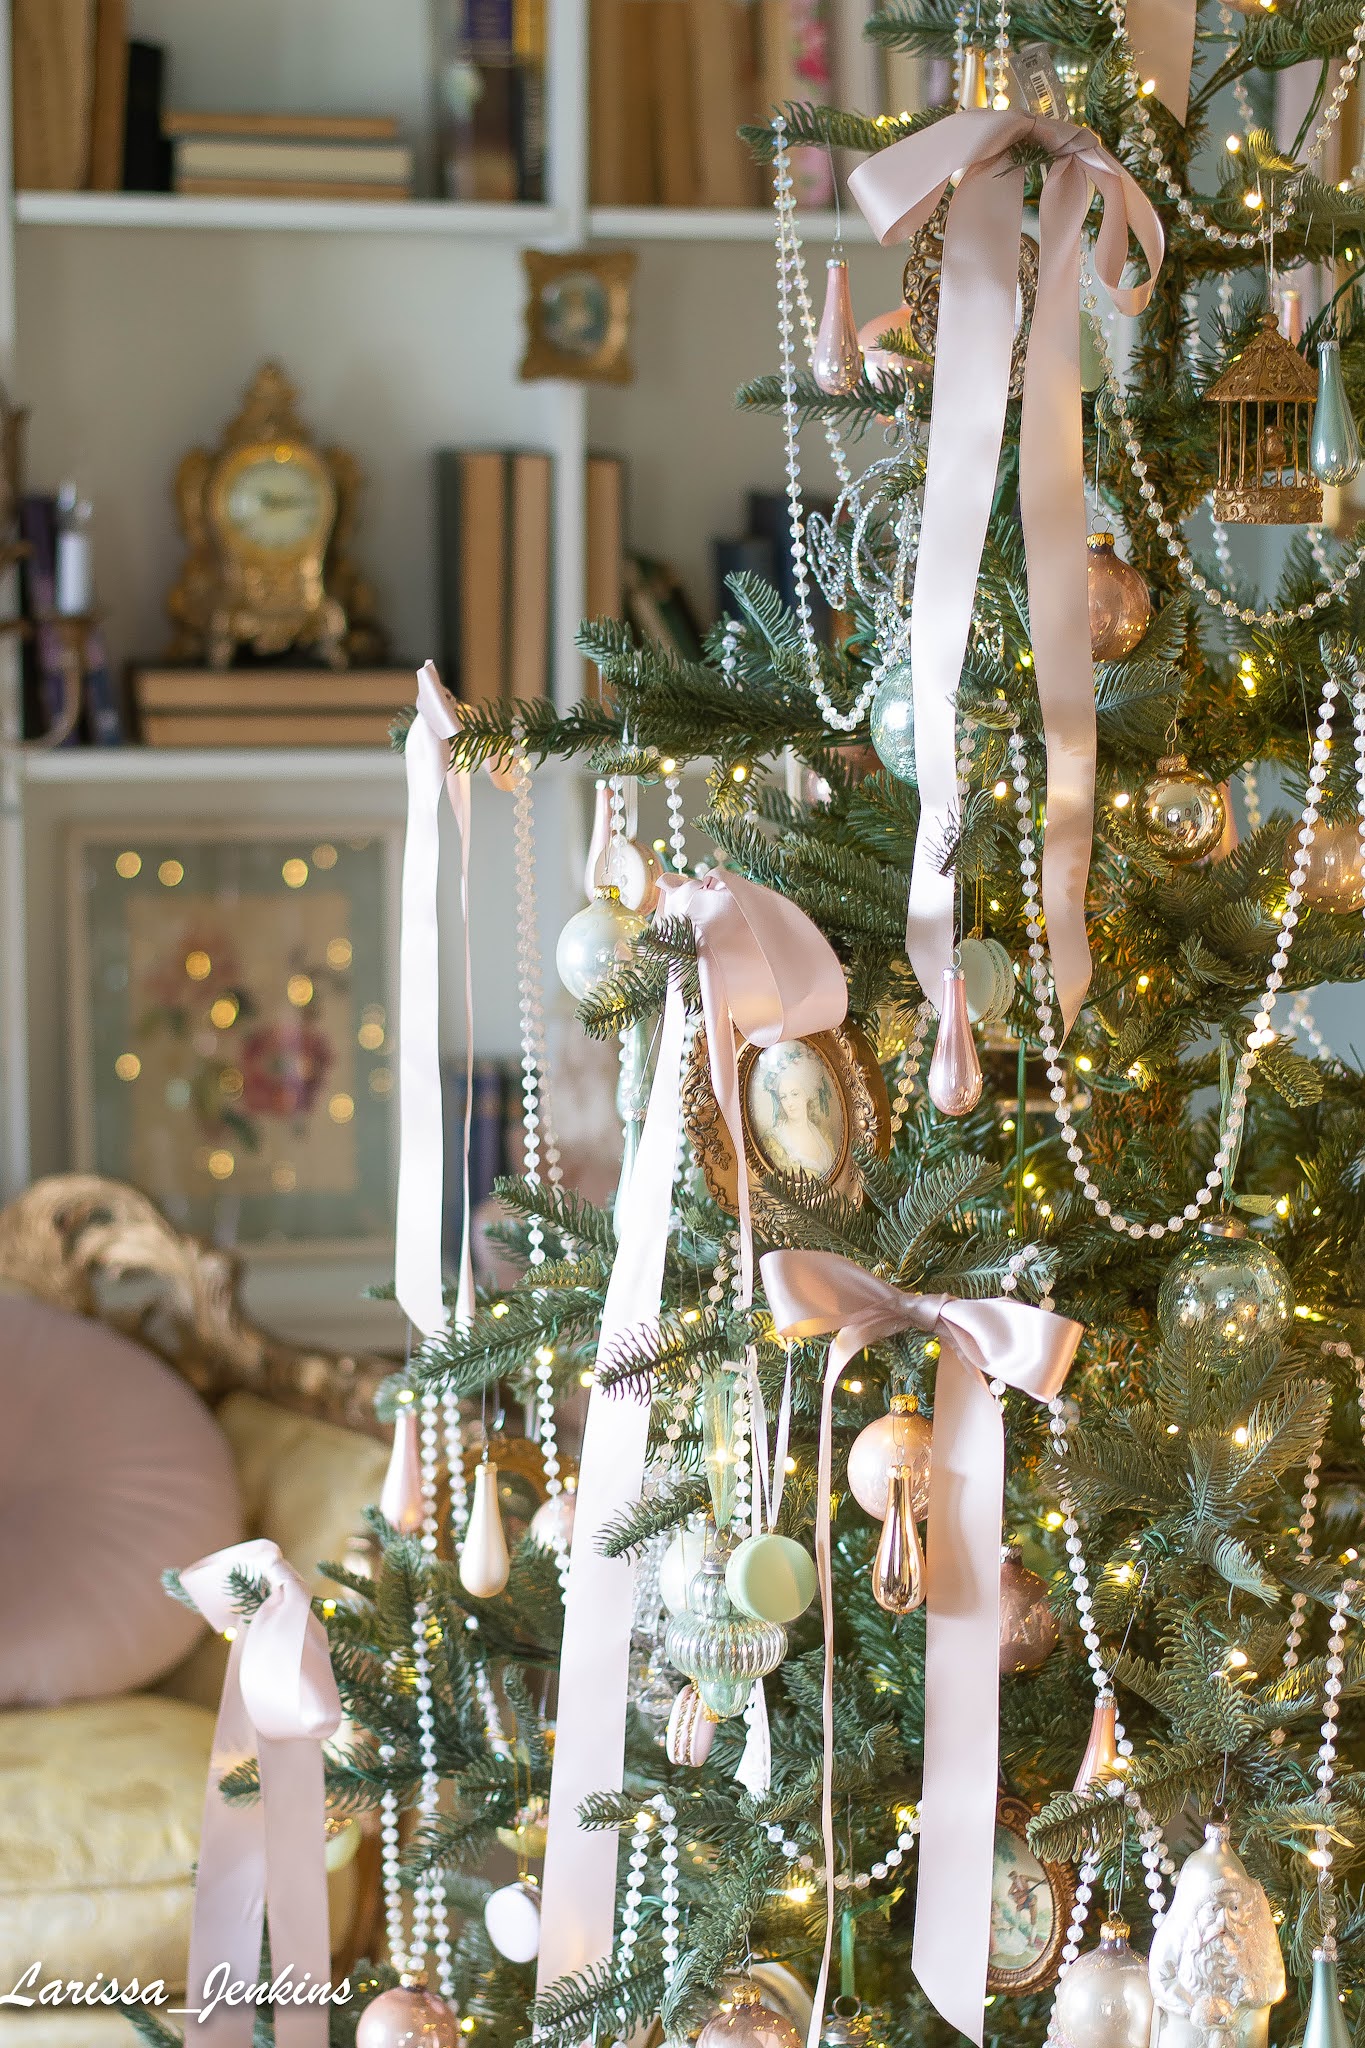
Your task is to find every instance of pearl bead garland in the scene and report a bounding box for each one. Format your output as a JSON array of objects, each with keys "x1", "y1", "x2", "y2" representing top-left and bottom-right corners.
[
  {"x1": 765, "y1": 1813, "x2": 919, "y2": 1889},
  {"x1": 617, "y1": 1794, "x2": 680, "y2": 1988},
  {"x1": 1007, "y1": 671, "x2": 1351, "y2": 1238},
  {"x1": 664, "y1": 771, "x2": 689, "y2": 871},
  {"x1": 888, "y1": 1004, "x2": 932, "y2": 1135}
]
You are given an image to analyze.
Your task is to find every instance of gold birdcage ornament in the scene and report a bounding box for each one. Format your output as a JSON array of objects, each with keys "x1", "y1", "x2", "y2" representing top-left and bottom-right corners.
[{"x1": 1206, "y1": 313, "x2": 1322, "y2": 524}]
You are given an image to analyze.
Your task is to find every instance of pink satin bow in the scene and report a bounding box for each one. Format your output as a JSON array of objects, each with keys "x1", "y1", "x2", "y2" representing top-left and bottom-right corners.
[
  {"x1": 178, "y1": 1538, "x2": 343, "y2": 2046},
  {"x1": 761, "y1": 1249, "x2": 1082, "y2": 2048},
  {"x1": 1124, "y1": 0, "x2": 1197, "y2": 123},
  {"x1": 848, "y1": 112, "x2": 1163, "y2": 1040},
  {"x1": 536, "y1": 868, "x2": 846, "y2": 1998},
  {"x1": 396, "y1": 660, "x2": 475, "y2": 1342}
]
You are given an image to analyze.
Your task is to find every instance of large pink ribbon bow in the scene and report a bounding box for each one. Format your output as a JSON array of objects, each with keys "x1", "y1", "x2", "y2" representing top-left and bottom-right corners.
[
  {"x1": 396, "y1": 660, "x2": 476, "y2": 1341},
  {"x1": 178, "y1": 1539, "x2": 343, "y2": 2045},
  {"x1": 761, "y1": 1249, "x2": 1082, "y2": 2048},
  {"x1": 537, "y1": 868, "x2": 847, "y2": 1998},
  {"x1": 848, "y1": 112, "x2": 1163, "y2": 1040}
]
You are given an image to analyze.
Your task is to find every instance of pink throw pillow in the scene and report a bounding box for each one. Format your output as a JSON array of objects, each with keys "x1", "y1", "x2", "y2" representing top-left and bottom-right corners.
[{"x1": 0, "y1": 1295, "x2": 242, "y2": 1705}]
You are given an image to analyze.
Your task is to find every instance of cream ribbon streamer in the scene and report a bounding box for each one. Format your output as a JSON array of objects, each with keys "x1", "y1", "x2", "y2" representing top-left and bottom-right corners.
[
  {"x1": 762, "y1": 1249, "x2": 1082, "y2": 2048},
  {"x1": 536, "y1": 868, "x2": 847, "y2": 1997},
  {"x1": 1124, "y1": 0, "x2": 1197, "y2": 124},
  {"x1": 848, "y1": 112, "x2": 1163, "y2": 1039},
  {"x1": 396, "y1": 661, "x2": 476, "y2": 1340},
  {"x1": 178, "y1": 1538, "x2": 343, "y2": 2046}
]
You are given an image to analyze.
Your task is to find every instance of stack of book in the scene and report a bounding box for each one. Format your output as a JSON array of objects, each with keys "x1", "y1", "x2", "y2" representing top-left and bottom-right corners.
[
  {"x1": 166, "y1": 112, "x2": 412, "y2": 203},
  {"x1": 129, "y1": 668, "x2": 420, "y2": 748},
  {"x1": 436, "y1": 448, "x2": 559, "y2": 705}
]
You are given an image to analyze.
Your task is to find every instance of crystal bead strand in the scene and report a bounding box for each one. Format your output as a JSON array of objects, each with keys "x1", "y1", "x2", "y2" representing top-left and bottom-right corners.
[
  {"x1": 731, "y1": 1361, "x2": 754, "y2": 1535},
  {"x1": 1006, "y1": 676, "x2": 1342, "y2": 1237},
  {"x1": 888, "y1": 1004, "x2": 933, "y2": 1135},
  {"x1": 1283, "y1": 1443, "x2": 1325, "y2": 1670},
  {"x1": 1244, "y1": 767, "x2": 1262, "y2": 833},
  {"x1": 1106, "y1": 0, "x2": 1365, "y2": 251},
  {"x1": 1312, "y1": 1582, "x2": 1354, "y2": 1948},
  {"x1": 987, "y1": 0, "x2": 1012, "y2": 105},
  {"x1": 443, "y1": 1395, "x2": 469, "y2": 1539},
  {"x1": 419, "y1": 1391, "x2": 442, "y2": 1556},
  {"x1": 1083, "y1": 272, "x2": 1365, "y2": 626},
  {"x1": 1289, "y1": 990, "x2": 1331, "y2": 1060},
  {"x1": 1220, "y1": 6, "x2": 1257, "y2": 140},
  {"x1": 952, "y1": 6, "x2": 968, "y2": 103}
]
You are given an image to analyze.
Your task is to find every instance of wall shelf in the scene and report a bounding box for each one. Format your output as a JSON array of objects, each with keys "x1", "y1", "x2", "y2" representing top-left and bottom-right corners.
[
  {"x1": 16, "y1": 190, "x2": 565, "y2": 236},
  {"x1": 589, "y1": 206, "x2": 870, "y2": 243},
  {"x1": 18, "y1": 744, "x2": 407, "y2": 782}
]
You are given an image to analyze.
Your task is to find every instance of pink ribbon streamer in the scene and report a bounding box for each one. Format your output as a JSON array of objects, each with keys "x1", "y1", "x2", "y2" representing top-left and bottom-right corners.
[
  {"x1": 396, "y1": 661, "x2": 476, "y2": 1340},
  {"x1": 762, "y1": 1249, "x2": 1082, "y2": 2048},
  {"x1": 848, "y1": 112, "x2": 1163, "y2": 1039},
  {"x1": 536, "y1": 868, "x2": 846, "y2": 1998},
  {"x1": 178, "y1": 1539, "x2": 343, "y2": 2046},
  {"x1": 1125, "y1": 0, "x2": 1197, "y2": 123}
]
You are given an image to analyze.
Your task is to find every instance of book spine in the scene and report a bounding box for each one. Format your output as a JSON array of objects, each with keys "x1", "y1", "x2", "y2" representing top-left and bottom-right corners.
[
  {"x1": 122, "y1": 40, "x2": 171, "y2": 192},
  {"x1": 513, "y1": 0, "x2": 547, "y2": 200},
  {"x1": 434, "y1": 0, "x2": 519, "y2": 201},
  {"x1": 87, "y1": 0, "x2": 129, "y2": 191},
  {"x1": 435, "y1": 451, "x2": 464, "y2": 694},
  {"x1": 83, "y1": 628, "x2": 124, "y2": 744},
  {"x1": 19, "y1": 496, "x2": 79, "y2": 744}
]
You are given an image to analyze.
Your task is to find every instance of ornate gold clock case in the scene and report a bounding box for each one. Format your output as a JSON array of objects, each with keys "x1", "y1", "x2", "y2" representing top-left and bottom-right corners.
[{"x1": 167, "y1": 362, "x2": 384, "y2": 670}]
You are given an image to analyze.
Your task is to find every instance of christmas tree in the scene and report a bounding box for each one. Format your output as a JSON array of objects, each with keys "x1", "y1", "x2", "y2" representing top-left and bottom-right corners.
[{"x1": 139, "y1": 7, "x2": 1365, "y2": 2047}]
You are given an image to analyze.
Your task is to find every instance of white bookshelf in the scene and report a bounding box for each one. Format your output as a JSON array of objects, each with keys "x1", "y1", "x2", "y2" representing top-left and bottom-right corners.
[{"x1": 0, "y1": 0, "x2": 886, "y2": 1339}]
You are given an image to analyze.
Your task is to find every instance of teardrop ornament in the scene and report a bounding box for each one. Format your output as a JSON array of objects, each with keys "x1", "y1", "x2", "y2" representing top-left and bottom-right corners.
[
  {"x1": 927, "y1": 964, "x2": 983, "y2": 1115},
  {"x1": 1311, "y1": 337, "x2": 1362, "y2": 484},
  {"x1": 458, "y1": 1460, "x2": 511, "y2": 1597},
  {"x1": 813, "y1": 258, "x2": 863, "y2": 396},
  {"x1": 958, "y1": 44, "x2": 989, "y2": 108},
  {"x1": 379, "y1": 1402, "x2": 425, "y2": 1536},
  {"x1": 1073, "y1": 1688, "x2": 1119, "y2": 1792},
  {"x1": 1302, "y1": 1947, "x2": 1353, "y2": 2048},
  {"x1": 871, "y1": 1464, "x2": 925, "y2": 1614}
]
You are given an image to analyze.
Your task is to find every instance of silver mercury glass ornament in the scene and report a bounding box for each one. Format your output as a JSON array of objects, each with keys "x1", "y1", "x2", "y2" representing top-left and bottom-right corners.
[
  {"x1": 663, "y1": 1547, "x2": 786, "y2": 1720},
  {"x1": 1148, "y1": 1822, "x2": 1285, "y2": 2048},
  {"x1": 1052, "y1": 1918, "x2": 1154, "y2": 2048}
]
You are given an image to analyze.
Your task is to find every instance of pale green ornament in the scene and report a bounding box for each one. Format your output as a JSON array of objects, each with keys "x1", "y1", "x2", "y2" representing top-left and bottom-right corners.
[
  {"x1": 869, "y1": 666, "x2": 916, "y2": 782},
  {"x1": 1311, "y1": 336, "x2": 1362, "y2": 485},
  {"x1": 725, "y1": 1532, "x2": 818, "y2": 1624}
]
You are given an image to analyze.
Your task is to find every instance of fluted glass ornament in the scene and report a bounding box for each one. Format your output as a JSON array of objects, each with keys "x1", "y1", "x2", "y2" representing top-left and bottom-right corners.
[
  {"x1": 1073, "y1": 1689, "x2": 1119, "y2": 1791},
  {"x1": 1311, "y1": 336, "x2": 1362, "y2": 485},
  {"x1": 869, "y1": 665, "x2": 917, "y2": 781},
  {"x1": 927, "y1": 965, "x2": 984, "y2": 1115},
  {"x1": 1148, "y1": 1822, "x2": 1285, "y2": 2048},
  {"x1": 1157, "y1": 1216, "x2": 1294, "y2": 1356},
  {"x1": 357, "y1": 1981, "x2": 460, "y2": 2048},
  {"x1": 813, "y1": 257, "x2": 862, "y2": 395},
  {"x1": 871, "y1": 1463, "x2": 925, "y2": 1613},
  {"x1": 458, "y1": 1460, "x2": 511, "y2": 1597},
  {"x1": 1051, "y1": 1919, "x2": 1153, "y2": 2048},
  {"x1": 846, "y1": 1393, "x2": 932, "y2": 1519},
  {"x1": 379, "y1": 1402, "x2": 425, "y2": 1536},
  {"x1": 1301, "y1": 1947, "x2": 1353, "y2": 2048},
  {"x1": 664, "y1": 1551, "x2": 786, "y2": 1719},
  {"x1": 555, "y1": 886, "x2": 647, "y2": 999}
]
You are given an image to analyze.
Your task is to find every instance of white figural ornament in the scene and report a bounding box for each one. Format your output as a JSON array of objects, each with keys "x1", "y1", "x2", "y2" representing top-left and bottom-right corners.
[{"x1": 1148, "y1": 1823, "x2": 1285, "y2": 2048}]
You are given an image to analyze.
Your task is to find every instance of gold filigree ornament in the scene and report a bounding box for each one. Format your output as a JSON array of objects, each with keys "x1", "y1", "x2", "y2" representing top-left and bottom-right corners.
[
  {"x1": 901, "y1": 196, "x2": 1039, "y2": 398},
  {"x1": 1206, "y1": 314, "x2": 1323, "y2": 525}
]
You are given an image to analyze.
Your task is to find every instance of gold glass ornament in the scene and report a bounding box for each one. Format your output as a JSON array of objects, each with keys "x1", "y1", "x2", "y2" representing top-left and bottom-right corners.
[
  {"x1": 871, "y1": 1463, "x2": 926, "y2": 1613},
  {"x1": 1137, "y1": 754, "x2": 1227, "y2": 862},
  {"x1": 1051, "y1": 1919, "x2": 1153, "y2": 2048},
  {"x1": 1206, "y1": 314, "x2": 1323, "y2": 524},
  {"x1": 1296, "y1": 818, "x2": 1365, "y2": 911},
  {"x1": 698, "y1": 1982, "x2": 805, "y2": 2048},
  {"x1": 1087, "y1": 533, "x2": 1152, "y2": 661},
  {"x1": 999, "y1": 1541, "x2": 1058, "y2": 1673},
  {"x1": 958, "y1": 45, "x2": 989, "y2": 108},
  {"x1": 1148, "y1": 1822, "x2": 1285, "y2": 2048},
  {"x1": 496, "y1": 1794, "x2": 549, "y2": 1857},
  {"x1": 1073, "y1": 1689, "x2": 1119, "y2": 1792}
]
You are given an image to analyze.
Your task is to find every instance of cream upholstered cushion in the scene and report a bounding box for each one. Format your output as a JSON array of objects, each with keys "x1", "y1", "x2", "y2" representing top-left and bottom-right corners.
[{"x1": 160, "y1": 1390, "x2": 389, "y2": 1711}]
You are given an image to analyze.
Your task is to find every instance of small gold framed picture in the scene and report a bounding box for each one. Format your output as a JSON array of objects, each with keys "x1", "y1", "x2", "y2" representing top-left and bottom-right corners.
[
  {"x1": 986, "y1": 1790, "x2": 1075, "y2": 1995},
  {"x1": 683, "y1": 1024, "x2": 891, "y2": 1215},
  {"x1": 519, "y1": 248, "x2": 636, "y2": 384}
]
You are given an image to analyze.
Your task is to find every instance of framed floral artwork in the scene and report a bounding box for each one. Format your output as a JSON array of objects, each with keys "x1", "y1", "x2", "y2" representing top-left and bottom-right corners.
[{"x1": 67, "y1": 825, "x2": 400, "y2": 1254}]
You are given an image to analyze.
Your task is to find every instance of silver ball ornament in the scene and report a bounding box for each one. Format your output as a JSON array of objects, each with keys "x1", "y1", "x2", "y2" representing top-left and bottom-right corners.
[
  {"x1": 356, "y1": 1983, "x2": 460, "y2": 2048},
  {"x1": 555, "y1": 886, "x2": 647, "y2": 999},
  {"x1": 1052, "y1": 1920, "x2": 1154, "y2": 2048},
  {"x1": 1157, "y1": 1216, "x2": 1294, "y2": 1357},
  {"x1": 1136, "y1": 754, "x2": 1226, "y2": 863},
  {"x1": 846, "y1": 1396, "x2": 932, "y2": 1519},
  {"x1": 869, "y1": 666, "x2": 916, "y2": 782}
]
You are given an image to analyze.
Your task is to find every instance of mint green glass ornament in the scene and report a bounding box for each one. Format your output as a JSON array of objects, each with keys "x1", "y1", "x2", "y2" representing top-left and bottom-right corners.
[
  {"x1": 663, "y1": 1550, "x2": 786, "y2": 1718},
  {"x1": 1311, "y1": 336, "x2": 1362, "y2": 485},
  {"x1": 869, "y1": 666, "x2": 916, "y2": 782},
  {"x1": 1301, "y1": 1948, "x2": 1352, "y2": 2048}
]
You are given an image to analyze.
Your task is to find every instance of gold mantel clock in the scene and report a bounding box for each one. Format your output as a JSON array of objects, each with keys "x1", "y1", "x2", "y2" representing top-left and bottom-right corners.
[{"x1": 167, "y1": 362, "x2": 385, "y2": 670}]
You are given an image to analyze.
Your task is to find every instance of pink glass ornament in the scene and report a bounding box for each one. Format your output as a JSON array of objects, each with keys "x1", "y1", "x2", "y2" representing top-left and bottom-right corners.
[
  {"x1": 379, "y1": 1403, "x2": 424, "y2": 1536},
  {"x1": 813, "y1": 257, "x2": 862, "y2": 395},
  {"x1": 356, "y1": 1982, "x2": 460, "y2": 2048},
  {"x1": 1073, "y1": 1689, "x2": 1119, "y2": 1791},
  {"x1": 927, "y1": 965, "x2": 983, "y2": 1115}
]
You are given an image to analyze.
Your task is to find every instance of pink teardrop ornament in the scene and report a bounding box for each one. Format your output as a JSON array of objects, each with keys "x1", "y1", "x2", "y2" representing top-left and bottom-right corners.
[
  {"x1": 380, "y1": 1403, "x2": 425, "y2": 1536},
  {"x1": 813, "y1": 257, "x2": 862, "y2": 395},
  {"x1": 1073, "y1": 1689, "x2": 1119, "y2": 1792},
  {"x1": 927, "y1": 965, "x2": 983, "y2": 1116}
]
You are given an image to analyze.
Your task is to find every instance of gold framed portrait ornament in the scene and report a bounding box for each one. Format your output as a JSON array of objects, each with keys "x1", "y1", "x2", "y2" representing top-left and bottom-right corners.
[
  {"x1": 986, "y1": 1790, "x2": 1075, "y2": 1995},
  {"x1": 683, "y1": 1024, "x2": 890, "y2": 1214},
  {"x1": 520, "y1": 248, "x2": 636, "y2": 384}
]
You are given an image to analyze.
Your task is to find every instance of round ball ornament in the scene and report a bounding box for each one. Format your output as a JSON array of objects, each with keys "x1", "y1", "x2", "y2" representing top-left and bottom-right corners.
[
  {"x1": 725, "y1": 1531, "x2": 818, "y2": 1624},
  {"x1": 356, "y1": 1982, "x2": 460, "y2": 2048},
  {"x1": 1136, "y1": 755, "x2": 1227, "y2": 863},
  {"x1": 659, "y1": 1522, "x2": 708, "y2": 1614},
  {"x1": 1051, "y1": 1919, "x2": 1153, "y2": 2048},
  {"x1": 496, "y1": 1794, "x2": 549, "y2": 1858},
  {"x1": 958, "y1": 935, "x2": 1015, "y2": 1026},
  {"x1": 1157, "y1": 1216, "x2": 1294, "y2": 1356},
  {"x1": 528, "y1": 1490, "x2": 575, "y2": 1550},
  {"x1": 1296, "y1": 818, "x2": 1365, "y2": 912},
  {"x1": 846, "y1": 1394, "x2": 932, "y2": 1520},
  {"x1": 1087, "y1": 533, "x2": 1152, "y2": 661},
  {"x1": 869, "y1": 665, "x2": 916, "y2": 783},
  {"x1": 697, "y1": 1982, "x2": 805, "y2": 2048},
  {"x1": 999, "y1": 1541, "x2": 1058, "y2": 1674},
  {"x1": 484, "y1": 1876, "x2": 542, "y2": 1963},
  {"x1": 664, "y1": 1552, "x2": 786, "y2": 1719},
  {"x1": 666, "y1": 1681, "x2": 716, "y2": 1766},
  {"x1": 554, "y1": 885, "x2": 647, "y2": 1000}
]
